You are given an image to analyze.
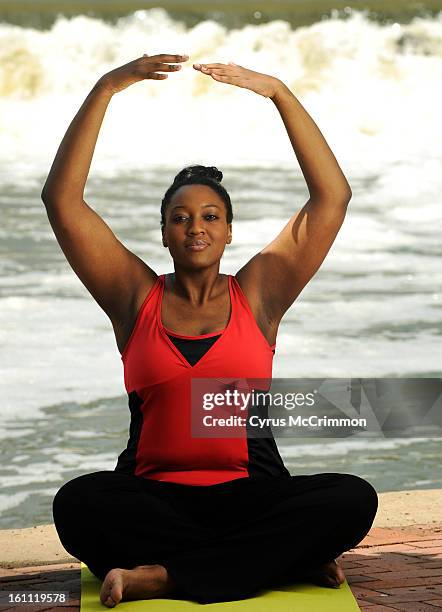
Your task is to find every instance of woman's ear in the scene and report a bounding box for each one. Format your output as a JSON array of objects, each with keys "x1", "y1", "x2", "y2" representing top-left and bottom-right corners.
[
  {"x1": 161, "y1": 227, "x2": 168, "y2": 248},
  {"x1": 227, "y1": 224, "x2": 232, "y2": 244}
]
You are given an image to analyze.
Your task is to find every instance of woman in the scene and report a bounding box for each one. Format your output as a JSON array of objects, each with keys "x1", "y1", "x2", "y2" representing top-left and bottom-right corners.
[{"x1": 44, "y1": 53, "x2": 377, "y2": 607}]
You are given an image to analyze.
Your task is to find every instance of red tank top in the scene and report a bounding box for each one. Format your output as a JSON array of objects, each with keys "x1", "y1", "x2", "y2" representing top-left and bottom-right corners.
[{"x1": 116, "y1": 274, "x2": 289, "y2": 486}]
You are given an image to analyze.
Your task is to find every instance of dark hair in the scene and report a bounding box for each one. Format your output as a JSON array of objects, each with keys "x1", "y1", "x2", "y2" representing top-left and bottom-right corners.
[{"x1": 161, "y1": 165, "x2": 233, "y2": 228}]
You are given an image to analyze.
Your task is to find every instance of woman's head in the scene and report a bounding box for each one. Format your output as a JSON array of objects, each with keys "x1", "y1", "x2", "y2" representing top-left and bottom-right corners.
[
  {"x1": 161, "y1": 165, "x2": 233, "y2": 269},
  {"x1": 161, "y1": 165, "x2": 233, "y2": 228}
]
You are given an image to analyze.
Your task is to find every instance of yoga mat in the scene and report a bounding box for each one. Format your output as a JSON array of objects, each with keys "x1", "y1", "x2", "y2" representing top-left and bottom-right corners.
[{"x1": 80, "y1": 563, "x2": 360, "y2": 611}]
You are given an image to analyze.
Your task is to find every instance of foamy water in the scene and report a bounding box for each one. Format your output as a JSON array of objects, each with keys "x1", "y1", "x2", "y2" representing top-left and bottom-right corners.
[
  {"x1": 1, "y1": 9, "x2": 442, "y2": 169},
  {"x1": 0, "y1": 8, "x2": 441, "y2": 527}
]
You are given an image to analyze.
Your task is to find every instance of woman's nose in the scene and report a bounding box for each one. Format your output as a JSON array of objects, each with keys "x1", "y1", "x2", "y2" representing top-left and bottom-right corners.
[{"x1": 187, "y1": 218, "x2": 205, "y2": 234}]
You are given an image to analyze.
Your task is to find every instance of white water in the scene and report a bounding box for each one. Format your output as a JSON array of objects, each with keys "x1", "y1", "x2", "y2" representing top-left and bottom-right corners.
[{"x1": 0, "y1": 9, "x2": 441, "y2": 171}]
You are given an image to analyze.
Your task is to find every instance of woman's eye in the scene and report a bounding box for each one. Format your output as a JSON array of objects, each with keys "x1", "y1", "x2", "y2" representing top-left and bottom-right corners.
[{"x1": 172, "y1": 215, "x2": 218, "y2": 223}]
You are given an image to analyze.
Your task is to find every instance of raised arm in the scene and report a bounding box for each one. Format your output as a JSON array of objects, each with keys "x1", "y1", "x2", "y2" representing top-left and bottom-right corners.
[
  {"x1": 41, "y1": 54, "x2": 188, "y2": 327},
  {"x1": 243, "y1": 79, "x2": 351, "y2": 324},
  {"x1": 194, "y1": 62, "x2": 352, "y2": 329}
]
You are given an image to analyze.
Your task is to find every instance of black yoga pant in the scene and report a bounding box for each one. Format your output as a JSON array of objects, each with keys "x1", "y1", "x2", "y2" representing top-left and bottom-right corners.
[{"x1": 52, "y1": 470, "x2": 377, "y2": 604}]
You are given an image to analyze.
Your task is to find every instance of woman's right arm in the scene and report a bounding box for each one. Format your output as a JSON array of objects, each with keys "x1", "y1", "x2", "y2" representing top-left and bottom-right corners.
[{"x1": 41, "y1": 54, "x2": 188, "y2": 327}]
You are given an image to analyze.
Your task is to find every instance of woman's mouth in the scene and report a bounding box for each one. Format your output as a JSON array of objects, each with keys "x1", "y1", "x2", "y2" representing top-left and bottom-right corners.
[{"x1": 185, "y1": 240, "x2": 208, "y2": 251}]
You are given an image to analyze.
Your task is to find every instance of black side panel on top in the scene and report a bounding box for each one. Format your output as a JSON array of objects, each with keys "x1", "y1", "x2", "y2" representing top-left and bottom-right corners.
[
  {"x1": 246, "y1": 392, "x2": 291, "y2": 478},
  {"x1": 114, "y1": 390, "x2": 144, "y2": 476}
]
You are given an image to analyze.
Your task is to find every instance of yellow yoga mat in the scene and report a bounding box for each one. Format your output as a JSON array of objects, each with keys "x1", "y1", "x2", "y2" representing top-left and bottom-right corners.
[{"x1": 80, "y1": 563, "x2": 360, "y2": 611}]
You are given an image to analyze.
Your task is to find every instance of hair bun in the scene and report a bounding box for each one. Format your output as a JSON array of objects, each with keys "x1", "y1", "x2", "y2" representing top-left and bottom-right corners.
[{"x1": 173, "y1": 165, "x2": 223, "y2": 184}]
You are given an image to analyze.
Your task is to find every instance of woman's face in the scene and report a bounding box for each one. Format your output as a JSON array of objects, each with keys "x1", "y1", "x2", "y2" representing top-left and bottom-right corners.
[{"x1": 162, "y1": 184, "x2": 232, "y2": 269}]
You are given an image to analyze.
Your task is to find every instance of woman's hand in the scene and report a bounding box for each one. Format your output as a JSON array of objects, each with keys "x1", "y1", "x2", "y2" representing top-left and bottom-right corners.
[
  {"x1": 193, "y1": 61, "x2": 282, "y2": 99},
  {"x1": 97, "y1": 53, "x2": 189, "y2": 95}
]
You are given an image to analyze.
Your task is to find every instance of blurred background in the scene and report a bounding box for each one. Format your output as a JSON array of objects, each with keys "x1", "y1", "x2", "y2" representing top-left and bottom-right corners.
[{"x1": 1, "y1": 0, "x2": 441, "y2": 528}]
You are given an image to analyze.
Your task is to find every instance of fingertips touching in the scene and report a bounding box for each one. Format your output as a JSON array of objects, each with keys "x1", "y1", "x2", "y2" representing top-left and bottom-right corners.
[{"x1": 193, "y1": 63, "x2": 210, "y2": 73}]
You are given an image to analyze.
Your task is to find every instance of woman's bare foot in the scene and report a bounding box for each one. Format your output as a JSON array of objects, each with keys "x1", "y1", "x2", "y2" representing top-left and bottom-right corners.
[
  {"x1": 302, "y1": 559, "x2": 346, "y2": 588},
  {"x1": 99, "y1": 564, "x2": 176, "y2": 607}
]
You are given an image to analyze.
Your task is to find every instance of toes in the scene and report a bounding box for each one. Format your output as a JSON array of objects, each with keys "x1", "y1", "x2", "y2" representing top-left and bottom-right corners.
[
  {"x1": 100, "y1": 569, "x2": 123, "y2": 607},
  {"x1": 104, "y1": 594, "x2": 117, "y2": 608},
  {"x1": 332, "y1": 560, "x2": 346, "y2": 585},
  {"x1": 100, "y1": 586, "x2": 114, "y2": 608},
  {"x1": 302, "y1": 559, "x2": 345, "y2": 589},
  {"x1": 100, "y1": 589, "x2": 113, "y2": 608},
  {"x1": 314, "y1": 573, "x2": 340, "y2": 588}
]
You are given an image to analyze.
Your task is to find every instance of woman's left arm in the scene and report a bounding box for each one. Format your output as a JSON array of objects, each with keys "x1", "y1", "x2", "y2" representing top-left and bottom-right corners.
[
  {"x1": 194, "y1": 62, "x2": 352, "y2": 325},
  {"x1": 257, "y1": 80, "x2": 352, "y2": 321}
]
